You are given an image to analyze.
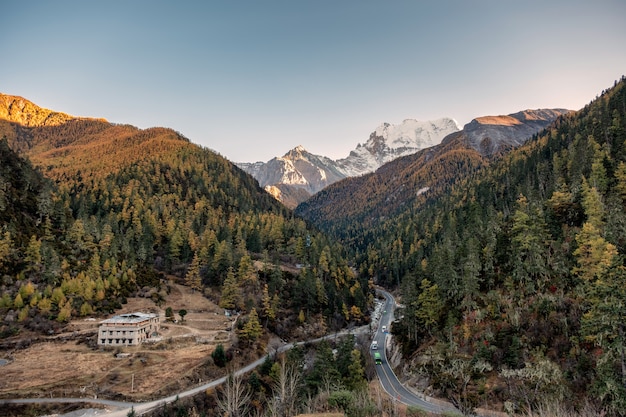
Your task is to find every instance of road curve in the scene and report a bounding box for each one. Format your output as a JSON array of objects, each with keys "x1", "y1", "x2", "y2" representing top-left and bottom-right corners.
[
  {"x1": 0, "y1": 327, "x2": 368, "y2": 416},
  {"x1": 3, "y1": 291, "x2": 461, "y2": 416},
  {"x1": 373, "y1": 289, "x2": 459, "y2": 414}
]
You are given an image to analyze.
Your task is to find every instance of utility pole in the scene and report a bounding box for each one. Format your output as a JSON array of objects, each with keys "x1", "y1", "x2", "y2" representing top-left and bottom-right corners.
[{"x1": 131, "y1": 373, "x2": 134, "y2": 393}]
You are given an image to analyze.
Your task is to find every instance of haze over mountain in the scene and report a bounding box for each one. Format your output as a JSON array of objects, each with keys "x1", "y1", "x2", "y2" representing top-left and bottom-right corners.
[{"x1": 237, "y1": 118, "x2": 460, "y2": 207}]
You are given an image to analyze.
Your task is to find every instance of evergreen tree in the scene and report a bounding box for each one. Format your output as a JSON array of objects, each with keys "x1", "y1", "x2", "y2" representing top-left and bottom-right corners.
[
  {"x1": 239, "y1": 308, "x2": 263, "y2": 342},
  {"x1": 414, "y1": 278, "x2": 444, "y2": 335},
  {"x1": 165, "y1": 306, "x2": 174, "y2": 322},
  {"x1": 184, "y1": 252, "x2": 203, "y2": 293},
  {"x1": 344, "y1": 349, "x2": 367, "y2": 391},
  {"x1": 306, "y1": 340, "x2": 340, "y2": 393},
  {"x1": 581, "y1": 264, "x2": 626, "y2": 410},
  {"x1": 261, "y1": 283, "x2": 275, "y2": 323},
  {"x1": 509, "y1": 194, "x2": 551, "y2": 294},
  {"x1": 219, "y1": 267, "x2": 241, "y2": 310},
  {"x1": 211, "y1": 343, "x2": 228, "y2": 367}
]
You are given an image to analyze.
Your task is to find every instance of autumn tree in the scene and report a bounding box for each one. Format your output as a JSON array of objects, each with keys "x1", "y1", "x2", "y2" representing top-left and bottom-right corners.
[
  {"x1": 184, "y1": 252, "x2": 203, "y2": 293},
  {"x1": 261, "y1": 283, "x2": 276, "y2": 324},
  {"x1": 500, "y1": 354, "x2": 567, "y2": 413},
  {"x1": 414, "y1": 278, "x2": 444, "y2": 335},
  {"x1": 239, "y1": 308, "x2": 263, "y2": 343},
  {"x1": 220, "y1": 267, "x2": 241, "y2": 310},
  {"x1": 573, "y1": 180, "x2": 617, "y2": 281},
  {"x1": 268, "y1": 355, "x2": 302, "y2": 417}
]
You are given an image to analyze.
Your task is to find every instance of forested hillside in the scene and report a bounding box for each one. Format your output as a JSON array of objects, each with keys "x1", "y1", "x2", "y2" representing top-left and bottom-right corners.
[
  {"x1": 0, "y1": 95, "x2": 372, "y2": 340},
  {"x1": 296, "y1": 109, "x2": 568, "y2": 284},
  {"x1": 370, "y1": 78, "x2": 626, "y2": 415},
  {"x1": 296, "y1": 132, "x2": 488, "y2": 249}
]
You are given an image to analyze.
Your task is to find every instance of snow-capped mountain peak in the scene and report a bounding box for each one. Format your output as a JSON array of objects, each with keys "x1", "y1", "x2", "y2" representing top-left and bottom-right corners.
[
  {"x1": 236, "y1": 118, "x2": 460, "y2": 207},
  {"x1": 336, "y1": 117, "x2": 461, "y2": 176},
  {"x1": 374, "y1": 118, "x2": 461, "y2": 146}
]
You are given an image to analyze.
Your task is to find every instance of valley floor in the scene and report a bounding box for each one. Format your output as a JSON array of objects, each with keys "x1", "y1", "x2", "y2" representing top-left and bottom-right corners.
[{"x1": 0, "y1": 283, "x2": 240, "y2": 402}]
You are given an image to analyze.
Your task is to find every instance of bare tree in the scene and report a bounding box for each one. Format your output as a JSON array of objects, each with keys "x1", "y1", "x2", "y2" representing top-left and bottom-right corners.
[
  {"x1": 268, "y1": 356, "x2": 302, "y2": 417},
  {"x1": 216, "y1": 372, "x2": 252, "y2": 417}
]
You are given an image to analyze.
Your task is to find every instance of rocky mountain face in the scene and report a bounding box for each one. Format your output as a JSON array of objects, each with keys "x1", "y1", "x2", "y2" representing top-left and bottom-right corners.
[
  {"x1": 237, "y1": 118, "x2": 461, "y2": 208},
  {"x1": 239, "y1": 145, "x2": 346, "y2": 195},
  {"x1": 462, "y1": 108, "x2": 571, "y2": 155},
  {"x1": 295, "y1": 108, "x2": 572, "y2": 236},
  {"x1": 0, "y1": 94, "x2": 104, "y2": 127},
  {"x1": 335, "y1": 118, "x2": 461, "y2": 176}
]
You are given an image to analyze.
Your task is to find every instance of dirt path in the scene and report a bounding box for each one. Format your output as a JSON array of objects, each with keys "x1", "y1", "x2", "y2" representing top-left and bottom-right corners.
[{"x1": 0, "y1": 282, "x2": 236, "y2": 401}]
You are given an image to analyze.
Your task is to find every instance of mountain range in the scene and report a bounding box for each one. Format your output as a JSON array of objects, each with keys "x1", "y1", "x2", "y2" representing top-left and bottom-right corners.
[
  {"x1": 295, "y1": 108, "x2": 571, "y2": 243},
  {"x1": 240, "y1": 110, "x2": 568, "y2": 208},
  {"x1": 237, "y1": 118, "x2": 460, "y2": 207},
  {"x1": 2, "y1": 77, "x2": 626, "y2": 415}
]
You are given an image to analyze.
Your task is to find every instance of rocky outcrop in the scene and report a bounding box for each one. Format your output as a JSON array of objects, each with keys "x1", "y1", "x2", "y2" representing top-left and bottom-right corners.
[
  {"x1": 462, "y1": 109, "x2": 570, "y2": 155},
  {"x1": 0, "y1": 94, "x2": 104, "y2": 127}
]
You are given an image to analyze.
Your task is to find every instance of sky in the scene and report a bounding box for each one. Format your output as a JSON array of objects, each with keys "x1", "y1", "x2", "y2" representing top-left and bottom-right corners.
[{"x1": 1, "y1": 1, "x2": 625, "y2": 163}]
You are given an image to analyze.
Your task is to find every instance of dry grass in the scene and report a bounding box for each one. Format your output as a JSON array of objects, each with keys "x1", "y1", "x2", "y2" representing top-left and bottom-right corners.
[{"x1": 0, "y1": 282, "x2": 238, "y2": 401}]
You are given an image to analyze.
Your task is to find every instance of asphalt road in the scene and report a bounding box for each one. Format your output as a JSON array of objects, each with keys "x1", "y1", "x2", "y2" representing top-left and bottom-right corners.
[
  {"x1": 0, "y1": 328, "x2": 368, "y2": 417},
  {"x1": 373, "y1": 289, "x2": 459, "y2": 415},
  {"x1": 2, "y1": 290, "x2": 461, "y2": 416}
]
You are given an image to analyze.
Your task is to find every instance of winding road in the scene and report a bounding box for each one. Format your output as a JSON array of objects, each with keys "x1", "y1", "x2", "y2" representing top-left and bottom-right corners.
[
  {"x1": 2, "y1": 290, "x2": 459, "y2": 416},
  {"x1": 373, "y1": 289, "x2": 458, "y2": 414}
]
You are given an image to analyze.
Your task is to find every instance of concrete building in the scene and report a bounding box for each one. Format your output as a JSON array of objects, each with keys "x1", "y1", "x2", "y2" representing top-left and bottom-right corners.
[{"x1": 98, "y1": 312, "x2": 159, "y2": 346}]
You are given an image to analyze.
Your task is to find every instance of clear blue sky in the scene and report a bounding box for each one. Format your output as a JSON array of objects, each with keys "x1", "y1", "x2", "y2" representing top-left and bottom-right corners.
[{"x1": 2, "y1": 1, "x2": 625, "y2": 162}]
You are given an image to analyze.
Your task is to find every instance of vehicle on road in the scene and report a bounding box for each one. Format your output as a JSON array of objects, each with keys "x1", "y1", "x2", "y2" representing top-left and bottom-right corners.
[
  {"x1": 382, "y1": 325, "x2": 387, "y2": 333},
  {"x1": 374, "y1": 352, "x2": 382, "y2": 365},
  {"x1": 371, "y1": 340, "x2": 378, "y2": 350}
]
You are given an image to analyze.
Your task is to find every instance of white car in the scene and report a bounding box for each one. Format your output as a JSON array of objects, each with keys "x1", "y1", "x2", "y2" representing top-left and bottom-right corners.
[
  {"x1": 371, "y1": 340, "x2": 378, "y2": 350},
  {"x1": 382, "y1": 325, "x2": 387, "y2": 333}
]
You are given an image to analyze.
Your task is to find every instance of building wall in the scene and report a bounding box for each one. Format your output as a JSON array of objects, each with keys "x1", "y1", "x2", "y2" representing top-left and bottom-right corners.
[{"x1": 97, "y1": 315, "x2": 159, "y2": 346}]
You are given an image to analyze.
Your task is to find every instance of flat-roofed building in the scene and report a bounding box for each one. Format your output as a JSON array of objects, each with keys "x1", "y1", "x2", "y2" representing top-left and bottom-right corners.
[{"x1": 98, "y1": 312, "x2": 159, "y2": 346}]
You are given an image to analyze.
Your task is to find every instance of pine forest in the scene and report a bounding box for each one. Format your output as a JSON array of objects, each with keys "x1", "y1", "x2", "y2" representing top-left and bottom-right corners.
[{"x1": 1, "y1": 77, "x2": 626, "y2": 416}]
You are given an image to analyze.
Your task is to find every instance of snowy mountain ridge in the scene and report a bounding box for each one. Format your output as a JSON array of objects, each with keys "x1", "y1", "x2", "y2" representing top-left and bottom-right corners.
[
  {"x1": 237, "y1": 110, "x2": 570, "y2": 208},
  {"x1": 236, "y1": 118, "x2": 460, "y2": 207},
  {"x1": 335, "y1": 118, "x2": 461, "y2": 176}
]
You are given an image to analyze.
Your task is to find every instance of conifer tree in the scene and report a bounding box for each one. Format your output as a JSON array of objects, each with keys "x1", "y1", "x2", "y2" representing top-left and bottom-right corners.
[
  {"x1": 261, "y1": 283, "x2": 275, "y2": 322},
  {"x1": 211, "y1": 343, "x2": 228, "y2": 367},
  {"x1": 509, "y1": 194, "x2": 550, "y2": 293},
  {"x1": 237, "y1": 254, "x2": 257, "y2": 288},
  {"x1": 240, "y1": 308, "x2": 263, "y2": 342},
  {"x1": 185, "y1": 252, "x2": 203, "y2": 293},
  {"x1": 25, "y1": 235, "x2": 42, "y2": 275},
  {"x1": 414, "y1": 278, "x2": 444, "y2": 335},
  {"x1": 573, "y1": 180, "x2": 617, "y2": 281},
  {"x1": 345, "y1": 349, "x2": 367, "y2": 391},
  {"x1": 219, "y1": 267, "x2": 240, "y2": 310},
  {"x1": 0, "y1": 231, "x2": 12, "y2": 268}
]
